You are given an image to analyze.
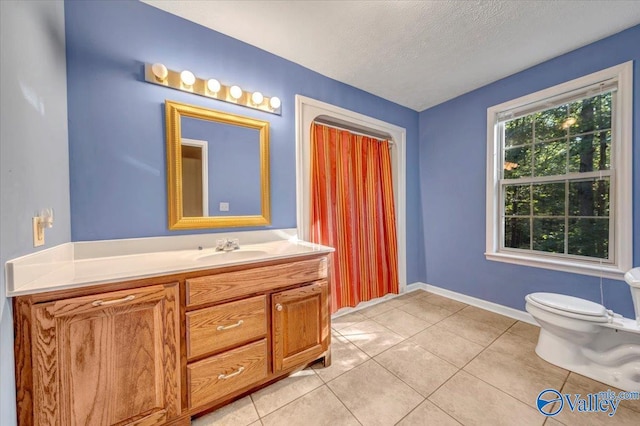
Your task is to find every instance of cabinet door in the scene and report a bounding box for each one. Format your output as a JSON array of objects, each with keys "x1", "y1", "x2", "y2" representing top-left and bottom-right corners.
[
  {"x1": 272, "y1": 280, "x2": 329, "y2": 372},
  {"x1": 31, "y1": 283, "x2": 181, "y2": 426}
]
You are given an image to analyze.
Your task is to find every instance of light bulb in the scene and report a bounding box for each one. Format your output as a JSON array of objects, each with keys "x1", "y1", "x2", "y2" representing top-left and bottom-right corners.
[
  {"x1": 207, "y1": 79, "x2": 221, "y2": 93},
  {"x1": 269, "y1": 96, "x2": 281, "y2": 109},
  {"x1": 180, "y1": 70, "x2": 196, "y2": 87},
  {"x1": 251, "y1": 91, "x2": 264, "y2": 105},
  {"x1": 151, "y1": 63, "x2": 168, "y2": 81},
  {"x1": 230, "y1": 85, "x2": 243, "y2": 100}
]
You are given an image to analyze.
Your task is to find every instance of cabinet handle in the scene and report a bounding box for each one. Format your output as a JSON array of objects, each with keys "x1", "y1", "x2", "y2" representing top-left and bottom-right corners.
[
  {"x1": 91, "y1": 295, "x2": 135, "y2": 307},
  {"x1": 275, "y1": 303, "x2": 283, "y2": 311},
  {"x1": 218, "y1": 366, "x2": 245, "y2": 380},
  {"x1": 216, "y1": 320, "x2": 244, "y2": 331}
]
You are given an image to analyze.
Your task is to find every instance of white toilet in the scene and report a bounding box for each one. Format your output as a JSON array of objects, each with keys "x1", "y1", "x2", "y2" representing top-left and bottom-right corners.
[{"x1": 525, "y1": 267, "x2": 640, "y2": 392}]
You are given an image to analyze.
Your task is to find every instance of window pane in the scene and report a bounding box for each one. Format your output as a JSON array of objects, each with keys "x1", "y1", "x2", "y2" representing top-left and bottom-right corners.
[
  {"x1": 568, "y1": 93, "x2": 612, "y2": 134},
  {"x1": 533, "y1": 218, "x2": 565, "y2": 253},
  {"x1": 535, "y1": 105, "x2": 568, "y2": 142},
  {"x1": 504, "y1": 146, "x2": 531, "y2": 179},
  {"x1": 504, "y1": 217, "x2": 530, "y2": 249},
  {"x1": 568, "y1": 178, "x2": 610, "y2": 217},
  {"x1": 505, "y1": 116, "x2": 533, "y2": 147},
  {"x1": 568, "y1": 130, "x2": 611, "y2": 173},
  {"x1": 568, "y1": 218, "x2": 609, "y2": 259},
  {"x1": 533, "y1": 183, "x2": 565, "y2": 216},
  {"x1": 534, "y1": 139, "x2": 567, "y2": 176},
  {"x1": 504, "y1": 185, "x2": 530, "y2": 216}
]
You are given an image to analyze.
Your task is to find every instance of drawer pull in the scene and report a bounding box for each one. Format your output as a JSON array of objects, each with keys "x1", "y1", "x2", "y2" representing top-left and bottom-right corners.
[
  {"x1": 216, "y1": 320, "x2": 244, "y2": 331},
  {"x1": 218, "y1": 366, "x2": 245, "y2": 380},
  {"x1": 275, "y1": 303, "x2": 283, "y2": 311},
  {"x1": 91, "y1": 295, "x2": 135, "y2": 307}
]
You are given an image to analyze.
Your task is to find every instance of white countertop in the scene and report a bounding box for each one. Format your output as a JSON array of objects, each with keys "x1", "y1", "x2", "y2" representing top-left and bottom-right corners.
[{"x1": 6, "y1": 231, "x2": 333, "y2": 297}]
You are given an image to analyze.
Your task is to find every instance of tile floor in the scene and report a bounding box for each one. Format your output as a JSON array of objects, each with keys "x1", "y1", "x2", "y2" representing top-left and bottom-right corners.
[{"x1": 192, "y1": 290, "x2": 640, "y2": 426}]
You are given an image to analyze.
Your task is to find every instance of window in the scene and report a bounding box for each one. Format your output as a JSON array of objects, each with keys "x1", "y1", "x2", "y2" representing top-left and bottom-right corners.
[{"x1": 486, "y1": 62, "x2": 632, "y2": 279}]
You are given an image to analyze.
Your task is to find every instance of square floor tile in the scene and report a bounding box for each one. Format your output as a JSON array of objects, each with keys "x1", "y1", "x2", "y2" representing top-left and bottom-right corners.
[
  {"x1": 554, "y1": 378, "x2": 640, "y2": 425},
  {"x1": 456, "y1": 305, "x2": 517, "y2": 331},
  {"x1": 250, "y1": 369, "x2": 323, "y2": 417},
  {"x1": 311, "y1": 332, "x2": 369, "y2": 382},
  {"x1": 375, "y1": 340, "x2": 458, "y2": 397},
  {"x1": 395, "y1": 290, "x2": 427, "y2": 301},
  {"x1": 565, "y1": 372, "x2": 640, "y2": 414},
  {"x1": 397, "y1": 400, "x2": 461, "y2": 425},
  {"x1": 507, "y1": 321, "x2": 541, "y2": 344},
  {"x1": 261, "y1": 385, "x2": 359, "y2": 426},
  {"x1": 340, "y1": 319, "x2": 405, "y2": 357},
  {"x1": 420, "y1": 293, "x2": 468, "y2": 312},
  {"x1": 380, "y1": 297, "x2": 411, "y2": 308},
  {"x1": 436, "y1": 312, "x2": 505, "y2": 346},
  {"x1": 429, "y1": 371, "x2": 543, "y2": 426},
  {"x1": 359, "y1": 301, "x2": 396, "y2": 318},
  {"x1": 464, "y1": 345, "x2": 567, "y2": 408},
  {"x1": 331, "y1": 311, "x2": 367, "y2": 331},
  {"x1": 192, "y1": 396, "x2": 259, "y2": 426},
  {"x1": 371, "y1": 308, "x2": 432, "y2": 338},
  {"x1": 328, "y1": 360, "x2": 424, "y2": 426},
  {"x1": 410, "y1": 324, "x2": 484, "y2": 368},
  {"x1": 486, "y1": 332, "x2": 568, "y2": 378},
  {"x1": 397, "y1": 298, "x2": 456, "y2": 323}
]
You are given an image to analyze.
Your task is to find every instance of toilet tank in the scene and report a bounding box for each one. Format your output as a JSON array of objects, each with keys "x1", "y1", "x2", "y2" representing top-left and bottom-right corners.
[{"x1": 624, "y1": 267, "x2": 640, "y2": 325}]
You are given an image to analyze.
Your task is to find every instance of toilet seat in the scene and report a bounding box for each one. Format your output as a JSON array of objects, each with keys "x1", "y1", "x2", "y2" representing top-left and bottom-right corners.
[{"x1": 526, "y1": 292, "x2": 609, "y2": 323}]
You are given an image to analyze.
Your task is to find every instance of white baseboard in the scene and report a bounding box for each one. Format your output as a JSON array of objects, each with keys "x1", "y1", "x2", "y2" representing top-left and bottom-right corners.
[
  {"x1": 332, "y1": 282, "x2": 537, "y2": 325},
  {"x1": 416, "y1": 282, "x2": 537, "y2": 325}
]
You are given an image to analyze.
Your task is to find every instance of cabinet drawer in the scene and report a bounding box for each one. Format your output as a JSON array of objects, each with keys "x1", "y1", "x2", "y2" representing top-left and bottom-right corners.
[
  {"x1": 188, "y1": 339, "x2": 268, "y2": 409},
  {"x1": 186, "y1": 295, "x2": 267, "y2": 359},
  {"x1": 186, "y1": 256, "x2": 328, "y2": 307}
]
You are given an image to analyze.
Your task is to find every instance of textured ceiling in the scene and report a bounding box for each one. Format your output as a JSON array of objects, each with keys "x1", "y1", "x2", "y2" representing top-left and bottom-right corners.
[{"x1": 142, "y1": 1, "x2": 640, "y2": 111}]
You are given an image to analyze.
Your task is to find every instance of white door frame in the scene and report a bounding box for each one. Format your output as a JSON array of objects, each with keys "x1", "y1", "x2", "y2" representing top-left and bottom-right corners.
[
  {"x1": 181, "y1": 138, "x2": 209, "y2": 216},
  {"x1": 295, "y1": 95, "x2": 407, "y2": 292}
]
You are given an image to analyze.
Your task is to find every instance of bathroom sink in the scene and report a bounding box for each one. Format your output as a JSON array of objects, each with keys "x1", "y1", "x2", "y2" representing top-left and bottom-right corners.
[{"x1": 196, "y1": 250, "x2": 268, "y2": 262}]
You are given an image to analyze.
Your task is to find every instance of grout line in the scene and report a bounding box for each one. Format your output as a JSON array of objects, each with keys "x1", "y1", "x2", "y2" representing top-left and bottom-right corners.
[
  {"x1": 454, "y1": 323, "x2": 571, "y2": 412},
  {"x1": 369, "y1": 356, "x2": 429, "y2": 401},
  {"x1": 323, "y1": 382, "x2": 365, "y2": 426},
  {"x1": 253, "y1": 375, "x2": 324, "y2": 421}
]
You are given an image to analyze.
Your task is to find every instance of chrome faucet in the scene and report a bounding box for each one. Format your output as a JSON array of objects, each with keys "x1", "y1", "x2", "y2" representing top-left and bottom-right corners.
[{"x1": 215, "y1": 238, "x2": 240, "y2": 252}]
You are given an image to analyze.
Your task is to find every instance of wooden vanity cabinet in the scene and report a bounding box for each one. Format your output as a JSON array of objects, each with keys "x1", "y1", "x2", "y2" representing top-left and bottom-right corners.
[
  {"x1": 17, "y1": 283, "x2": 181, "y2": 426},
  {"x1": 183, "y1": 255, "x2": 331, "y2": 415},
  {"x1": 272, "y1": 280, "x2": 329, "y2": 372},
  {"x1": 14, "y1": 253, "x2": 331, "y2": 425}
]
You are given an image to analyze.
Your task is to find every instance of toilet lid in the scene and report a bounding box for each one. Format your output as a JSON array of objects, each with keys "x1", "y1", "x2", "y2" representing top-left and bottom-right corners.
[{"x1": 528, "y1": 292, "x2": 607, "y2": 317}]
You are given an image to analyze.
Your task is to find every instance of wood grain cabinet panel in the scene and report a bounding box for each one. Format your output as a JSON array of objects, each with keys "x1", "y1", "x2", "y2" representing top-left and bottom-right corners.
[
  {"x1": 187, "y1": 339, "x2": 268, "y2": 409},
  {"x1": 186, "y1": 257, "x2": 327, "y2": 307},
  {"x1": 15, "y1": 254, "x2": 332, "y2": 425},
  {"x1": 272, "y1": 280, "x2": 329, "y2": 372},
  {"x1": 30, "y1": 284, "x2": 181, "y2": 426},
  {"x1": 186, "y1": 295, "x2": 267, "y2": 360}
]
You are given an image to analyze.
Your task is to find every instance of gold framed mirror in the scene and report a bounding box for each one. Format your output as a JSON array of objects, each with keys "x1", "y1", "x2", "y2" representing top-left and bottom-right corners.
[{"x1": 165, "y1": 100, "x2": 270, "y2": 229}]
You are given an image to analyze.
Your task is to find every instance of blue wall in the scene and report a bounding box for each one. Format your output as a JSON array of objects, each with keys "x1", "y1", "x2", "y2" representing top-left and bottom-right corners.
[
  {"x1": 1, "y1": 2, "x2": 71, "y2": 424},
  {"x1": 65, "y1": 0, "x2": 424, "y2": 283},
  {"x1": 419, "y1": 25, "x2": 639, "y2": 318}
]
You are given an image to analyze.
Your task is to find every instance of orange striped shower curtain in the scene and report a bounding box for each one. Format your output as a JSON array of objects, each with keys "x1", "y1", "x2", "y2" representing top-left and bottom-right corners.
[{"x1": 310, "y1": 123, "x2": 399, "y2": 313}]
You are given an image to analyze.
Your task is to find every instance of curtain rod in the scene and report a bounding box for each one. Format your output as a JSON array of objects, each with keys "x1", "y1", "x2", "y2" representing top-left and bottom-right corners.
[{"x1": 313, "y1": 121, "x2": 395, "y2": 146}]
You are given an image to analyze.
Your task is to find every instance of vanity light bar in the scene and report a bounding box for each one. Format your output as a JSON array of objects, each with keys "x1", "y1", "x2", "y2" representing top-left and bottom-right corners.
[{"x1": 144, "y1": 63, "x2": 282, "y2": 115}]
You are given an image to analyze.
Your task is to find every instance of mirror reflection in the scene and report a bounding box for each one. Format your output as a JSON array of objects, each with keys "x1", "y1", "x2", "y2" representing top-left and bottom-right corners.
[
  {"x1": 180, "y1": 116, "x2": 262, "y2": 217},
  {"x1": 165, "y1": 100, "x2": 270, "y2": 229}
]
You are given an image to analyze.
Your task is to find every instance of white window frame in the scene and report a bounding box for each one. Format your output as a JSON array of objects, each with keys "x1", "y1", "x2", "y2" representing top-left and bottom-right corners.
[{"x1": 485, "y1": 61, "x2": 633, "y2": 280}]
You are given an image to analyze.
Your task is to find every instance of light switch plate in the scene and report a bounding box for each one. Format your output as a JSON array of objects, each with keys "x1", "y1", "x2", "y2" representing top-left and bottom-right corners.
[
  {"x1": 33, "y1": 217, "x2": 44, "y2": 247},
  {"x1": 219, "y1": 202, "x2": 229, "y2": 212}
]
